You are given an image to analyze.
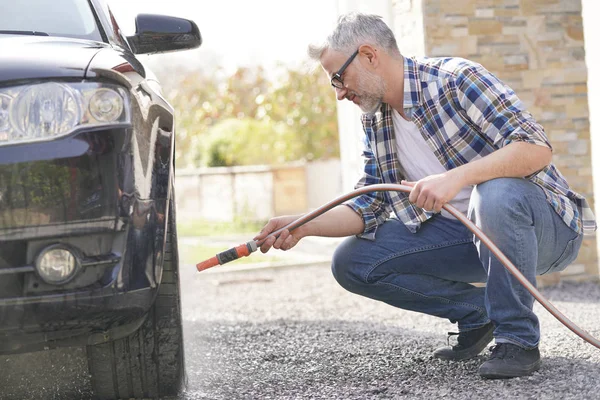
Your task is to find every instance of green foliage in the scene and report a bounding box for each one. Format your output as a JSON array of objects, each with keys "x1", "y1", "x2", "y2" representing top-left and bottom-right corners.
[
  {"x1": 200, "y1": 118, "x2": 302, "y2": 166},
  {"x1": 268, "y1": 68, "x2": 340, "y2": 162},
  {"x1": 159, "y1": 63, "x2": 339, "y2": 167}
]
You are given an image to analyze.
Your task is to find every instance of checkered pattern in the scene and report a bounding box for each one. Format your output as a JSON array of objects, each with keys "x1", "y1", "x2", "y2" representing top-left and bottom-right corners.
[{"x1": 346, "y1": 56, "x2": 596, "y2": 239}]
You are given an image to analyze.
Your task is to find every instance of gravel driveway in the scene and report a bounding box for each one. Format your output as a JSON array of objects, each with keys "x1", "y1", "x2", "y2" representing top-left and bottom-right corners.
[
  {"x1": 180, "y1": 260, "x2": 600, "y2": 400},
  {"x1": 1, "y1": 242, "x2": 598, "y2": 399}
]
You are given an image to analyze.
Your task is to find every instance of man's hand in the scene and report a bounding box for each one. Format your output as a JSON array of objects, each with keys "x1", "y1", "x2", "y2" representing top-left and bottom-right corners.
[
  {"x1": 254, "y1": 215, "x2": 305, "y2": 253},
  {"x1": 401, "y1": 172, "x2": 466, "y2": 213}
]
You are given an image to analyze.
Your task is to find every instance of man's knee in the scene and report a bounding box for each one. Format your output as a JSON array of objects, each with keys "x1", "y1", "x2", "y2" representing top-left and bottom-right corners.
[
  {"x1": 331, "y1": 237, "x2": 365, "y2": 292},
  {"x1": 469, "y1": 178, "x2": 530, "y2": 223}
]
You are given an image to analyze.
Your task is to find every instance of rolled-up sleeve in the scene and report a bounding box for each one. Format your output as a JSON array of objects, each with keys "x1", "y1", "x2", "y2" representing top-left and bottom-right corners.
[
  {"x1": 455, "y1": 64, "x2": 552, "y2": 151},
  {"x1": 344, "y1": 137, "x2": 392, "y2": 240}
]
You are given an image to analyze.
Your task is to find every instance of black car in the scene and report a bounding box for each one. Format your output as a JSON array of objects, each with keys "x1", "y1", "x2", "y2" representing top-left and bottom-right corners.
[{"x1": 0, "y1": 0, "x2": 201, "y2": 398}]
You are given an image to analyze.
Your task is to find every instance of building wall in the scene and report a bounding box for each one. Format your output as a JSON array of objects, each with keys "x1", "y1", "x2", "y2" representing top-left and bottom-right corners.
[{"x1": 391, "y1": 0, "x2": 598, "y2": 281}]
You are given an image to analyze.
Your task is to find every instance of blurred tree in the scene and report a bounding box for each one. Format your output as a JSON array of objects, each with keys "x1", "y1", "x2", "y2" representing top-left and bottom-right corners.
[
  {"x1": 161, "y1": 63, "x2": 339, "y2": 167},
  {"x1": 200, "y1": 118, "x2": 302, "y2": 166},
  {"x1": 267, "y1": 67, "x2": 340, "y2": 162}
]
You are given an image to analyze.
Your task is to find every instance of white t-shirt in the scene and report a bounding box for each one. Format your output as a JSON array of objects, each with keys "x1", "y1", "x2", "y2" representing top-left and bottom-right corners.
[{"x1": 391, "y1": 108, "x2": 473, "y2": 219}]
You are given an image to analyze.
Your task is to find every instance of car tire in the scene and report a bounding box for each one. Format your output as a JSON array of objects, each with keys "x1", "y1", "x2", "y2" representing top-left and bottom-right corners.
[{"x1": 86, "y1": 190, "x2": 186, "y2": 399}]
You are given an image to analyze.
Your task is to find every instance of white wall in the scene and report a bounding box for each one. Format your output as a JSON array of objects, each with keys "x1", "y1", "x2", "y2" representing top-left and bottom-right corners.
[
  {"x1": 306, "y1": 159, "x2": 344, "y2": 210},
  {"x1": 582, "y1": 0, "x2": 600, "y2": 265},
  {"x1": 335, "y1": 0, "x2": 395, "y2": 191},
  {"x1": 334, "y1": 0, "x2": 428, "y2": 190},
  {"x1": 391, "y1": 0, "x2": 426, "y2": 58}
]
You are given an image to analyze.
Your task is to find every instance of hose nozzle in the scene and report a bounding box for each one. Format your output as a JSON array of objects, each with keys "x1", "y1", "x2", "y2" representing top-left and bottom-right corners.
[{"x1": 196, "y1": 240, "x2": 258, "y2": 271}]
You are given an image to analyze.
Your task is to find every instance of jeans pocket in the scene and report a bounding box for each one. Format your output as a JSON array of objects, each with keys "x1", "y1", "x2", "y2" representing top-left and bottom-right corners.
[{"x1": 540, "y1": 235, "x2": 583, "y2": 275}]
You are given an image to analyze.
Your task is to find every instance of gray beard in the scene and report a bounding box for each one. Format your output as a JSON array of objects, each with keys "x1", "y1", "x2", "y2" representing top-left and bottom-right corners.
[
  {"x1": 360, "y1": 98, "x2": 383, "y2": 115},
  {"x1": 356, "y1": 69, "x2": 386, "y2": 115}
]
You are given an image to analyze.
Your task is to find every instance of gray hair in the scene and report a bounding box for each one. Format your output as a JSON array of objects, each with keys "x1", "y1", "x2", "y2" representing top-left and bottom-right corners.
[{"x1": 308, "y1": 13, "x2": 401, "y2": 61}]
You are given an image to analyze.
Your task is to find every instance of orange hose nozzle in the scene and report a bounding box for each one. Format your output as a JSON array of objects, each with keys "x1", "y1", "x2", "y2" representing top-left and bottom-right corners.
[
  {"x1": 196, "y1": 256, "x2": 220, "y2": 272},
  {"x1": 196, "y1": 240, "x2": 258, "y2": 272}
]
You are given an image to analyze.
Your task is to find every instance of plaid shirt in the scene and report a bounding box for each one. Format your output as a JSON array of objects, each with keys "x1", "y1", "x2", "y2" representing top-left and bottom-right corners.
[{"x1": 345, "y1": 56, "x2": 597, "y2": 239}]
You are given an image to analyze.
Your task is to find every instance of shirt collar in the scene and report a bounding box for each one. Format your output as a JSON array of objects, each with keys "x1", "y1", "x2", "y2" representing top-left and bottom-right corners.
[{"x1": 403, "y1": 56, "x2": 422, "y2": 111}]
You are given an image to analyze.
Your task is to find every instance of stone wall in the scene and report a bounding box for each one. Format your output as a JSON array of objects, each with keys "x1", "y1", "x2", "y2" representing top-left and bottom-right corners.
[
  {"x1": 393, "y1": 0, "x2": 598, "y2": 282},
  {"x1": 175, "y1": 160, "x2": 343, "y2": 223}
]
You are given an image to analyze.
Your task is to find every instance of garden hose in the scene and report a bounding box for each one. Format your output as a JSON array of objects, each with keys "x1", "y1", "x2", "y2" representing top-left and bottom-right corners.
[{"x1": 196, "y1": 183, "x2": 600, "y2": 350}]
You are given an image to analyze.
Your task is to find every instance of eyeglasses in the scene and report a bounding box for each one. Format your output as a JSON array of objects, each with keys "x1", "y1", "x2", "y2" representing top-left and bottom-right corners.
[{"x1": 330, "y1": 49, "x2": 359, "y2": 89}]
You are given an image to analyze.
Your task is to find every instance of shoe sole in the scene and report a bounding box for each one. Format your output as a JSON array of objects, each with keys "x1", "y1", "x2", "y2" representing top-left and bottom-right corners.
[
  {"x1": 479, "y1": 359, "x2": 542, "y2": 379},
  {"x1": 433, "y1": 326, "x2": 494, "y2": 361}
]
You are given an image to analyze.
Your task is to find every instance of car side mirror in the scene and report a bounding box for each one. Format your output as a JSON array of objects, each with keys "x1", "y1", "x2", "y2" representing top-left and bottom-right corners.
[{"x1": 126, "y1": 14, "x2": 202, "y2": 55}]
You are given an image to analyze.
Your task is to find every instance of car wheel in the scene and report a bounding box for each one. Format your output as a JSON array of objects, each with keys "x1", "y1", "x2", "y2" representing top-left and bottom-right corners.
[{"x1": 86, "y1": 190, "x2": 185, "y2": 399}]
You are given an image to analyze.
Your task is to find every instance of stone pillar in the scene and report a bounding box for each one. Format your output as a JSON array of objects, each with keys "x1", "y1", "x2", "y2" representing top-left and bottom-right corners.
[{"x1": 392, "y1": 0, "x2": 598, "y2": 281}]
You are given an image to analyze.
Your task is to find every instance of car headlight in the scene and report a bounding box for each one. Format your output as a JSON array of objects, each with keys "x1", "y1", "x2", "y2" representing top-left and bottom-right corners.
[{"x1": 0, "y1": 82, "x2": 130, "y2": 146}]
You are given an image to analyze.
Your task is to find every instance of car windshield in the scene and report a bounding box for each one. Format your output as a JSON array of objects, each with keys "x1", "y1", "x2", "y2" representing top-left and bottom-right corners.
[{"x1": 0, "y1": 0, "x2": 103, "y2": 41}]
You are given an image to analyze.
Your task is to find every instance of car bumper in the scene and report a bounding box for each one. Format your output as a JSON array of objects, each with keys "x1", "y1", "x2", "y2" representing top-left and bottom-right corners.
[
  {"x1": 0, "y1": 126, "x2": 173, "y2": 354},
  {"x1": 0, "y1": 285, "x2": 157, "y2": 354}
]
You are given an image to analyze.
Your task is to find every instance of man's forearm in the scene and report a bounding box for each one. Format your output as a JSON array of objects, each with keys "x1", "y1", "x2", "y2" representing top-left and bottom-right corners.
[
  {"x1": 297, "y1": 205, "x2": 365, "y2": 238},
  {"x1": 451, "y1": 142, "x2": 552, "y2": 186}
]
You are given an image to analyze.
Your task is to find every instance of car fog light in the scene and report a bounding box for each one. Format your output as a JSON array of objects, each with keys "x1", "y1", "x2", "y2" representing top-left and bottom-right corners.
[
  {"x1": 35, "y1": 245, "x2": 80, "y2": 284},
  {"x1": 89, "y1": 88, "x2": 124, "y2": 122}
]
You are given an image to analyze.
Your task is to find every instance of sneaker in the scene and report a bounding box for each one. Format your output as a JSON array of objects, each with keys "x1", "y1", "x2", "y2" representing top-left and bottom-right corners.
[
  {"x1": 433, "y1": 322, "x2": 494, "y2": 361},
  {"x1": 479, "y1": 343, "x2": 541, "y2": 379}
]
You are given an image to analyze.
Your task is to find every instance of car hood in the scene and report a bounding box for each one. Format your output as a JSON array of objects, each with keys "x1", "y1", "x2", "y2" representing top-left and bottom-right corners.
[{"x1": 0, "y1": 35, "x2": 108, "y2": 83}]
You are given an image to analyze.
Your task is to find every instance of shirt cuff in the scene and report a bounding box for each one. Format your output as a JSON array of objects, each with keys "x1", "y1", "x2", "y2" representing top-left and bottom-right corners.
[
  {"x1": 343, "y1": 203, "x2": 378, "y2": 241},
  {"x1": 502, "y1": 125, "x2": 552, "y2": 150}
]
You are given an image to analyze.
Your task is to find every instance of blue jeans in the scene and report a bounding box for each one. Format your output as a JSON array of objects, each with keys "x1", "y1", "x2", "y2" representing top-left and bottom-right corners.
[{"x1": 332, "y1": 178, "x2": 583, "y2": 349}]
